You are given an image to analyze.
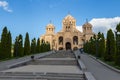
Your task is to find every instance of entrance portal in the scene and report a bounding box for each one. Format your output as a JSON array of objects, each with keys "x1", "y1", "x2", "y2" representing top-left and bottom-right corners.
[{"x1": 66, "y1": 42, "x2": 71, "y2": 50}]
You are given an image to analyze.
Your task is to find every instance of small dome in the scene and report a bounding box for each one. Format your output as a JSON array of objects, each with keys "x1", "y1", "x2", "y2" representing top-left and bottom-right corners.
[
  {"x1": 46, "y1": 23, "x2": 55, "y2": 29},
  {"x1": 63, "y1": 14, "x2": 76, "y2": 22},
  {"x1": 83, "y1": 22, "x2": 92, "y2": 28}
]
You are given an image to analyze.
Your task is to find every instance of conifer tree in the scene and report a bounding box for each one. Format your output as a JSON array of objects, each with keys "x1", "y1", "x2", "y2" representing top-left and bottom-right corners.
[
  {"x1": 101, "y1": 33, "x2": 105, "y2": 58},
  {"x1": 115, "y1": 23, "x2": 120, "y2": 65},
  {"x1": 17, "y1": 34, "x2": 24, "y2": 57},
  {"x1": 14, "y1": 36, "x2": 19, "y2": 57},
  {"x1": 0, "y1": 27, "x2": 9, "y2": 59},
  {"x1": 97, "y1": 32, "x2": 102, "y2": 57},
  {"x1": 116, "y1": 23, "x2": 120, "y2": 32},
  {"x1": 104, "y1": 29, "x2": 116, "y2": 61},
  {"x1": 7, "y1": 31, "x2": 12, "y2": 58},
  {"x1": 24, "y1": 32, "x2": 30, "y2": 55},
  {"x1": 31, "y1": 38, "x2": 36, "y2": 54},
  {"x1": 36, "y1": 38, "x2": 40, "y2": 53},
  {"x1": 46, "y1": 42, "x2": 50, "y2": 51}
]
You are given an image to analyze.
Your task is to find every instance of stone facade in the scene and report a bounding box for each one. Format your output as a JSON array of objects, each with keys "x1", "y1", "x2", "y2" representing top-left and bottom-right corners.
[{"x1": 40, "y1": 15, "x2": 94, "y2": 50}]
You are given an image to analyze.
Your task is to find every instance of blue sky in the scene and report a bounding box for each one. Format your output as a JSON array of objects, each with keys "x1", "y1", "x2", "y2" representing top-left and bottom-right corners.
[{"x1": 0, "y1": 0, "x2": 120, "y2": 41}]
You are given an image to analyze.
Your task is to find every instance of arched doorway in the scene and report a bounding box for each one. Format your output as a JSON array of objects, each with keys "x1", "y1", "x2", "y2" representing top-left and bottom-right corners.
[{"x1": 66, "y1": 42, "x2": 71, "y2": 50}]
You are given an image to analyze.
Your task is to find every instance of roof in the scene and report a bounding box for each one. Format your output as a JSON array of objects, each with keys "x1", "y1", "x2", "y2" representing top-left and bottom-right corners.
[
  {"x1": 83, "y1": 22, "x2": 92, "y2": 28},
  {"x1": 63, "y1": 14, "x2": 76, "y2": 22},
  {"x1": 46, "y1": 23, "x2": 55, "y2": 28}
]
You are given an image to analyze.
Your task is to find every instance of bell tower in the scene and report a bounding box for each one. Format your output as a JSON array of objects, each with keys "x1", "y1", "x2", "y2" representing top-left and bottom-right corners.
[
  {"x1": 62, "y1": 15, "x2": 76, "y2": 32},
  {"x1": 82, "y1": 20, "x2": 93, "y2": 41},
  {"x1": 82, "y1": 20, "x2": 92, "y2": 34},
  {"x1": 46, "y1": 23, "x2": 55, "y2": 34}
]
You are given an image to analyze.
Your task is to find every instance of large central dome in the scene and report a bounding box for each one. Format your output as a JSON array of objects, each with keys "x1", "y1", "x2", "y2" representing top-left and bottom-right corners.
[{"x1": 63, "y1": 14, "x2": 76, "y2": 23}]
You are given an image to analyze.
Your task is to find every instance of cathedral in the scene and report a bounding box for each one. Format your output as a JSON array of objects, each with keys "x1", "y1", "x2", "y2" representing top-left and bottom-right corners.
[{"x1": 40, "y1": 14, "x2": 94, "y2": 50}]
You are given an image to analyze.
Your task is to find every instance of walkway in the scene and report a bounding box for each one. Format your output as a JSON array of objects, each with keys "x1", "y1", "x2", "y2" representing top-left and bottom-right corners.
[{"x1": 80, "y1": 53, "x2": 120, "y2": 80}]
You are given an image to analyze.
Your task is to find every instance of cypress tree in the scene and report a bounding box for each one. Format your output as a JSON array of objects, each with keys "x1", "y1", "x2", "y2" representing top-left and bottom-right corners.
[
  {"x1": 104, "y1": 29, "x2": 116, "y2": 61},
  {"x1": 46, "y1": 42, "x2": 50, "y2": 51},
  {"x1": 0, "y1": 27, "x2": 9, "y2": 59},
  {"x1": 0, "y1": 39, "x2": 1, "y2": 58},
  {"x1": 18, "y1": 34, "x2": 23, "y2": 57},
  {"x1": 40, "y1": 39, "x2": 46, "y2": 52},
  {"x1": 13, "y1": 36, "x2": 18, "y2": 57},
  {"x1": 31, "y1": 38, "x2": 36, "y2": 54},
  {"x1": 89, "y1": 37, "x2": 94, "y2": 54},
  {"x1": 36, "y1": 38, "x2": 40, "y2": 53},
  {"x1": 7, "y1": 31, "x2": 12, "y2": 58},
  {"x1": 14, "y1": 35, "x2": 23, "y2": 57},
  {"x1": 97, "y1": 32, "x2": 102, "y2": 58},
  {"x1": 24, "y1": 32, "x2": 30, "y2": 55},
  {"x1": 115, "y1": 23, "x2": 120, "y2": 65},
  {"x1": 116, "y1": 23, "x2": 120, "y2": 32},
  {"x1": 101, "y1": 33, "x2": 105, "y2": 58}
]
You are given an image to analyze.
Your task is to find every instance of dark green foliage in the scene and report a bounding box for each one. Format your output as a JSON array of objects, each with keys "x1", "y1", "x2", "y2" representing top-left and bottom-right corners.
[
  {"x1": 116, "y1": 23, "x2": 120, "y2": 32},
  {"x1": 36, "y1": 38, "x2": 40, "y2": 53},
  {"x1": 24, "y1": 32, "x2": 30, "y2": 55},
  {"x1": 104, "y1": 29, "x2": 116, "y2": 61},
  {"x1": 7, "y1": 31, "x2": 12, "y2": 58},
  {"x1": 83, "y1": 32, "x2": 105, "y2": 59},
  {"x1": 40, "y1": 41, "x2": 45, "y2": 52},
  {"x1": 14, "y1": 34, "x2": 23, "y2": 57},
  {"x1": 101, "y1": 33, "x2": 105, "y2": 58},
  {"x1": 97, "y1": 32, "x2": 105, "y2": 58},
  {"x1": 40, "y1": 40, "x2": 51, "y2": 52},
  {"x1": 0, "y1": 27, "x2": 12, "y2": 59},
  {"x1": 115, "y1": 23, "x2": 120, "y2": 66},
  {"x1": 31, "y1": 38, "x2": 36, "y2": 54},
  {"x1": 46, "y1": 42, "x2": 50, "y2": 51}
]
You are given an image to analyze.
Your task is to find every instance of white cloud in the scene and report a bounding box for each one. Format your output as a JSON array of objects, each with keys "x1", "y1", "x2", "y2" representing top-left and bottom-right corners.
[
  {"x1": 0, "y1": 1, "x2": 12, "y2": 12},
  {"x1": 90, "y1": 17, "x2": 120, "y2": 35},
  {"x1": 76, "y1": 17, "x2": 120, "y2": 36},
  {"x1": 76, "y1": 26, "x2": 83, "y2": 32}
]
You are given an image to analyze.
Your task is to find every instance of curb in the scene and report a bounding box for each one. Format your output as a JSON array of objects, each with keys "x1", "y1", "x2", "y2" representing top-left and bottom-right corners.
[{"x1": 88, "y1": 54, "x2": 120, "y2": 73}]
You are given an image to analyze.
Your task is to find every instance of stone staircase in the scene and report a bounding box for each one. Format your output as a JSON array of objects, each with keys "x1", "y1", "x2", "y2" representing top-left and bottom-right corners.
[
  {"x1": 0, "y1": 50, "x2": 86, "y2": 80},
  {"x1": 0, "y1": 72, "x2": 85, "y2": 80},
  {"x1": 43, "y1": 50, "x2": 75, "y2": 58},
  {"x1": 28, "y1": 58, "x2": 77, "y2": 65}
]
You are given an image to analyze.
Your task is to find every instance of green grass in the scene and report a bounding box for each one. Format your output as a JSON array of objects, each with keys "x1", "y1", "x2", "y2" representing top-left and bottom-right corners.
[{"x1": 99, "y1": 57, "x2": 120, "y2": 70}]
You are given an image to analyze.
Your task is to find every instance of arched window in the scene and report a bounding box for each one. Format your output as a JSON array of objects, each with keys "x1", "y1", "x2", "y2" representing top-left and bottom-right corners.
[
  {"x1": 59, "y1": 36, "x2": 63, "y2": 45},
  {"x1": 66, "y1": 26, "x2": 70, "y2": 31},
  {"x1": 73, "y1": 36, "x2": 78, "y2": 45}
]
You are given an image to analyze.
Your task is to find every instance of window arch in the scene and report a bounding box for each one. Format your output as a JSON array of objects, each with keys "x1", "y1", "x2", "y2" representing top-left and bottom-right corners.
[
  {"x1": 73, "y1": 36, "x2": 78, "y2": 45},
  {"x1": 59, "y1": 36, "x2": 63, "y2": 45}
]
